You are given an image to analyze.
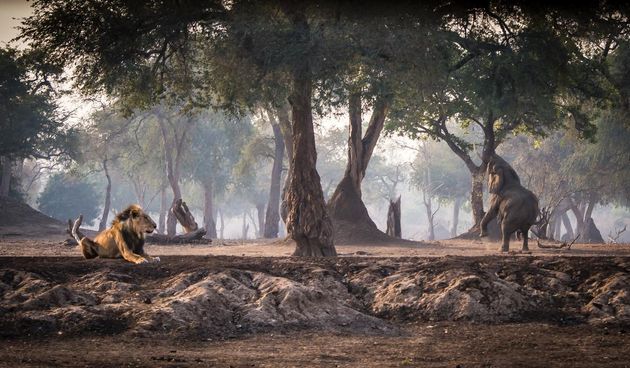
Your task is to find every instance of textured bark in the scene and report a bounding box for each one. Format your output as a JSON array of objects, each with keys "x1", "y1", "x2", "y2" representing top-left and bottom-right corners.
[
  {"x1": 263, "y1": 120, "x2": 284, "y2": 238},
  {"x1": 471, "y1": 169, "x2": 485, "y2": 227},
  {"x1": 386, "y1": 196, "x2": 402, "y2": 238},
  {"x1": 203, "y1": 181, "x2": 217, "y2": 238},
  {"x1": 98, "y1": 159, "x2": 112, "y2": 232},
  {"x1": 327, "y1": 93, "x2": 390, "y2": 243},
  {"x1": 283, "y1": 13, "x2": 335, "y2": 256},
  {"x1": 0, "y1": 156, "x2": 12, "y2": 198},
  {"x1": 277, "y1": 103, "x2": 293, "y2": 226}
]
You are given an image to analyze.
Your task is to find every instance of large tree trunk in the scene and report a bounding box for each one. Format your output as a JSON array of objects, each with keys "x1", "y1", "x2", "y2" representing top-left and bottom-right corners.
[
  {"x1": 98, "y1": 159, "x2": 112, "y2": 232},
  {"x1": 277, "y1": 103, "x2": 293, "y2": 227},
  {"x1": 451, "y1": 197, "x2": 462, "y2": 237},
  {"x1": 283, "y1": 13, "x2": 335, "y2": 256},
  {"x1": 0, "y1": 156, "x2": 12, "y2": 198},
  {"x1": 263, "y1": 120, "x2": 284, "y2": 238},
  {"x1": 327, "y1": 93, "x2": 391, "y2": 244},
  {"x1": 203, "y1": 181, "x2": 217, "y2": 238},
  {"x1": 470, "y1": 168, "x2": 485, "y2": 227}
]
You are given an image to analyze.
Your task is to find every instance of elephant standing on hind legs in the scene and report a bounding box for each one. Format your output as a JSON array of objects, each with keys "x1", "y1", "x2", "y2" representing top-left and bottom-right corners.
[{"x1": 480, "y1": 155, "x2": 539, "y2": 252}]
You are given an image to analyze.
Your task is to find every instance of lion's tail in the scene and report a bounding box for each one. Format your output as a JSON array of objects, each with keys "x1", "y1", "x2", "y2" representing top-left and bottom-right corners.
[{"x1": 72, "y1": 214, "x2": 87, "y2": 243}]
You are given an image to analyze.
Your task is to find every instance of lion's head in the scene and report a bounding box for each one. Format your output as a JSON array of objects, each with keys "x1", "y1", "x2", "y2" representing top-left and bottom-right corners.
[{"x1": 114, "y1": 204, "x2": 157, "y2": 237}]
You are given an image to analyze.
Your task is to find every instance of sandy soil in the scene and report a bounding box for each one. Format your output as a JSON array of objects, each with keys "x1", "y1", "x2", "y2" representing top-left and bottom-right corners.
[
  {"x1": 1, "y1": 232, "x2": 630, "y2": 258},
  {"x1": 0, "y1": 243, "x2": 629, "y2": 367}
]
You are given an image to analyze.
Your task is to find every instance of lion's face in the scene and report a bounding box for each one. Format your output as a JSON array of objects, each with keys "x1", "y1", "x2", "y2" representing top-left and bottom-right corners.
[
  {"x1": 117, "y1": 205, "x2": 157, "y2": 235},
  {"x1": 130, "y1": 209, "x2": 157, "y2": 234}
]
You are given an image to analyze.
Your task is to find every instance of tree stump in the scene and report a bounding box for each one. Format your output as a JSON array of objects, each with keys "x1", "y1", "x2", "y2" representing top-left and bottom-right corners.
[
  {"x1": 171, "y1": 198, "x2": 198, "y2": 233},
  {"x1": 386, "y1": 196, "x2": 401, "y2": 238}
]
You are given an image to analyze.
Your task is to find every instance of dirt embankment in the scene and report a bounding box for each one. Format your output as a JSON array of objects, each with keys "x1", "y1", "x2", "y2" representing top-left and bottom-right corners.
[
  {"x1": 0, "y1": 198, "x2": 66, "y2": 238},
  {"x1": 1, "y1": 256, "x2": 629, "y2": 340}
]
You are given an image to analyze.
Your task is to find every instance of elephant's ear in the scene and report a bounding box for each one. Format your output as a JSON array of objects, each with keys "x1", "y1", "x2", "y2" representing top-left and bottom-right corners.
[
  {"x1": 488, "y1": 167, "x2": 504, "y2": 194},
  {"x1": 508, "y1": 167, "x2": 521, "y2": 184}
]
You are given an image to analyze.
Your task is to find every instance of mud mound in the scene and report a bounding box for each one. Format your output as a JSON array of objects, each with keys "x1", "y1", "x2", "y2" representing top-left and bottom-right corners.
[
  {"x1": 1, "y1": 256, "x2": 629, "y2": 339},
  {"x1": 332, "y1": 219, "x2": 420, "y2": 246},
  {"x1": 0, "y1": 197, "x2": 65, "y2": 236}
]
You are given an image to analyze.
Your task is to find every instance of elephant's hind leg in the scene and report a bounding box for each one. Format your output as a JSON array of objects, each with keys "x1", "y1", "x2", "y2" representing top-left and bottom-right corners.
[{"x1": 521, "y1": 226, "x2": 531, "y2": 252}]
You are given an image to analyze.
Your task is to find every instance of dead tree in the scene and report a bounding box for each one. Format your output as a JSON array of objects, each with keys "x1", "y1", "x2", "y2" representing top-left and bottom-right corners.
[
  {"x1": 608, "y1": 225, "x2": 627, "y2": 244},
  {"x1": 386, "y1": 196, "x2": 402, "y2": 238},
  {"x1": 171, "y1": 198, "x2": 198, "y2": 233}
]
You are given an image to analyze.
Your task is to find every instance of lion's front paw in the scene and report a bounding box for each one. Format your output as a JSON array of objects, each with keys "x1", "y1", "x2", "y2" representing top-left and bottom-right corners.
[{"x1": 135, "y1": 258, "x2": 149, "y2": 264}]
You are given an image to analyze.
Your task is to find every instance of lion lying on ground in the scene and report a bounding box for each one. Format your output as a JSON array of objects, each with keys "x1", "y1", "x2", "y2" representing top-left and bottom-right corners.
[{"x1": 72, "y1": 204, "x2": 160, "y2": 264}]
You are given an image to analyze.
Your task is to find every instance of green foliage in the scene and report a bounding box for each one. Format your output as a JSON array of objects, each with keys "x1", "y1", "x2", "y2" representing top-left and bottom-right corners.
[
  {"x1": 505, "y1": 107, "x2": 630, "y2": 212},
  {"x1": 563, "y1": 110, "x2": 630, "y2": 206},
  {"x1": 191, "y1": 109, "x2": 253, "y2": 200},
  {"x1": 0, "y1": 47, "x2": 76, "y2": 160},
  {"x1": 37, "y1": 173, "x2": 100, "y2": 224},
  {"x1": 410, "y1": 141, "x2": 470, "y2": 203}
]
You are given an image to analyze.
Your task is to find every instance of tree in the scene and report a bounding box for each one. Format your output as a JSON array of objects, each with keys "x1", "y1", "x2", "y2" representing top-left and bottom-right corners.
[
  {"x1": 190, "y1": 109, "x2": 252, "y2": 238},
  {"x1": 37, "y1": 173, "x2": 100, "y2": 224},
  {"x1": 410, "y1": 141, "x2": 470, "y2": 238},
  {"x1": 388, "y1": 5, "x2": 606, "y2": 233},
  {"x1": 150, "y1": 106, "x2": 195, "y2": 236},
  {"x1": 0, "y1": 47, "x2": 75, "y2": 197},
  {"x1": 21, "y1": 1, "x2": 339, "y2": 255},
  {"x1": 262, "y1": 110, "x2": 285, "y2": 238}
]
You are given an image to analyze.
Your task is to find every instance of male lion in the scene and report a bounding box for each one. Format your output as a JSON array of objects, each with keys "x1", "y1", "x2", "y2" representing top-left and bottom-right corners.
[{"x1": 72, "y1": 204, "x2": 160, "y2": 264}]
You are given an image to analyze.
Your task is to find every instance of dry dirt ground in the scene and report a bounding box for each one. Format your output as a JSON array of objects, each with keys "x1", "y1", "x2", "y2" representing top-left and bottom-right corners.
[
  {"x1": 1, "y1": 196, "x2": 630, "y2": 367},
  {"x1": 1, "y1": 235, "x2": 630, "y2": 367}
]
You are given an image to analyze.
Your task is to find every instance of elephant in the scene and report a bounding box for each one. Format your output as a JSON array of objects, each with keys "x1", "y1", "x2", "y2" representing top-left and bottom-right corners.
[{"x1": 480, "y1": 155, "x2": 539, "y2": 252}]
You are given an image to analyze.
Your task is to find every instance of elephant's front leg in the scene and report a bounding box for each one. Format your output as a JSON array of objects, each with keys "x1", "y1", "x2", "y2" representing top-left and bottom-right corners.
[{"x1": 480, "y1": 199, "x2": 499, "y2": 237}]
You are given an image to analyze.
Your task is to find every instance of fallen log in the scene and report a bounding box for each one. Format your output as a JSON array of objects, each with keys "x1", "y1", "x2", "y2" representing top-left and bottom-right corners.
[
  {"x1": 536, "y1": 234, "x2": 579, "y2": 250},
  {"x1": 146, "y1": 228, "x2": 210, "y2": 245}
]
